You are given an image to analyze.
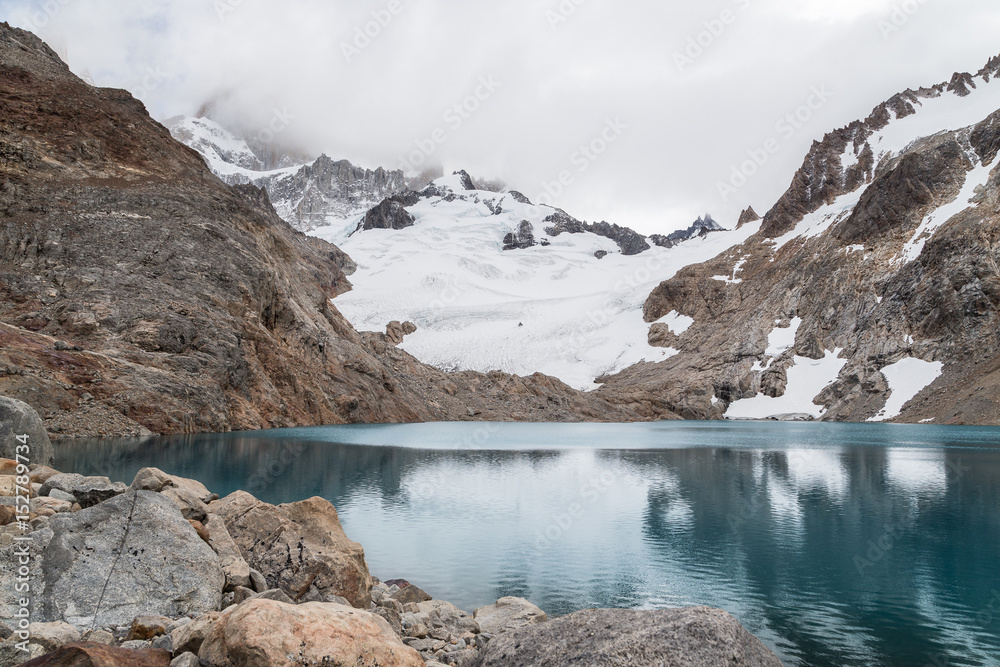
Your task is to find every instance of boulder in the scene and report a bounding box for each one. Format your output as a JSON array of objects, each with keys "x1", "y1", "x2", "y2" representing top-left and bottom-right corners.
[
  {"x1": 0, "y1": 397, "x2": 55, "y2": 466},
  {"x1": 47, "y1": 489, "x2": 75, "y2": 504},
  {"x1": 0, "y1": 641, "x2": 45, "y2": 663},
  {"x1": 170, "y1": 654, "x2": 199, "y2": 667},
  {"x1": 474, "y1": 607, "x2": 783, "y2": 667},
  {"x1": 30, "y1": 497, "x2": 73, "y2": 514},
  {"x1": 391, "y1": 584, "x2": 432, "y2": 605},
  {"x1": 248, "y1": 568, "x2": 267, "y2": 593},
  {"x1": 37, "y1": 491, "x2": 224, "y2": 629},
  {"x1": 127, "y1": 616, "x2": 173, "y2": 641},
  {"x1": 25, "y1": 622, "x2": 81, "y2": 652},
  {"x1": 472, "y1": 597, "x2": 548, "y2": 635},
  {"x1": 439, "y1": 648, "x2": 479, "y2": 667},
  {"x1": 170, "y1": 612, "x2": 222, "y2": 656},
  {"x1": 211, "y1": 491, "x2": 372, "y2": 607},
  {"x1": 412, "y1": 600, "x2": 479, "y2": 639},
  {"x1": 18, "y1": 642, "x2": 171, "y2": 666},
  {"x1": 29, "y1": 467, "x2": 60, "y2": 485},
  {"x1": 248, "y1": 589, "x2": 294, "y2": 605},
  {"x1": 81, "y1": 630, "x2": 115, "y2": 645},
  {"x1": 39, "y1": 473, "x2": 127, "y2": 508},
  {"x1": 130, "y1": 468, "x2": 212, "y2": 520},
  {"x1": 197, "y1": 599, "x2": 424, "y2": 667},
  {"x1": 203, "y1": 514, "x2": 250, "y2": 591}
]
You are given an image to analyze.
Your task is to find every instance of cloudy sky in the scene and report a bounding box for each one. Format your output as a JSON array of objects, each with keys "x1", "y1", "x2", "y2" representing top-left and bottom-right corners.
[{"x1": 3, "y1": 0, "x2": 1000, "y2": 233}]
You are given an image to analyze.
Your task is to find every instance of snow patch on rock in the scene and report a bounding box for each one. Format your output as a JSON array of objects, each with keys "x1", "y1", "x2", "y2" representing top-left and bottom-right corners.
[{"x1": 868, "y1": 358, "x2": 944, "y2": 422}]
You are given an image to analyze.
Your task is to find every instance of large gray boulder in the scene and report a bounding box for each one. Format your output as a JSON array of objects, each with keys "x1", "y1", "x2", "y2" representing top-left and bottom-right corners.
[
  {"x1": 40, "y1": 472, "x2": 127, "y2": 508},
  {"x1": 473, "y1": 607, "x2": 782, "y2": 667},
  {"x1": 37, "y1": 490, "x2": 224, "y2": 629},
  {"x1": 0, "y1": 396, "x2": 54, "y2": 465}
]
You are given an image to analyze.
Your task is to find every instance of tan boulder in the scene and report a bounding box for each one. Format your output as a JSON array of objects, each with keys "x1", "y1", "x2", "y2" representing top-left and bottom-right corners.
[
  {"x1": 29, "y1": 466, "x2": 61, "y2": 485},
  {"x1": 198, "y1": 599, "x2": 423, "y2": 667},
  {"x1": 0, "y1": 477, "x2": 17, "y2": 497},
  {"x1": 26, "y1": 621, "x2": 81, "y2": 652},
  {"x1": 171, "y1": 612, "x2": 223, "y2": 655},
  {"x1": 473, "y1": 597, "x2": 548, "y2": 635},
  {"x1": 210, "y1": 491, "x2": 372, "y2": 607},
  {"x1": 203, "y1": 514, "x2": 251, "y2": 591},
  {"x1": 0, "y1": 459, "x2": 18, "y2": 475},
  {"x1": 30, "y1": 497, "x2": 73, "y2": 514},
  {"x1": 130, "y1": 468, "x2": 211, "y2": 521}
]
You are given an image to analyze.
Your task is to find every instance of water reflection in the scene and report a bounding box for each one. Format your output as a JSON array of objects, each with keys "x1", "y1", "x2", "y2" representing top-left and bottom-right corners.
[{"x1": 56, "y1": 423, "x2": 1000, "y2": 667}]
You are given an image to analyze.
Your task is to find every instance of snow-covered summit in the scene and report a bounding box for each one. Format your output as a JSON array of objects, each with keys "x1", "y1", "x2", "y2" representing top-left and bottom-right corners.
[{"x1": 167, "y1": 115, "x2": 408, "y2": 231}]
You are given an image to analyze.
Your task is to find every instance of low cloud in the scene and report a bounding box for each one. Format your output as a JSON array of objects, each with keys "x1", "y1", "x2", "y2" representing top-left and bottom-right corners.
[{"x1": 2, "y1": 0, "x2": 999, "y2": 233}]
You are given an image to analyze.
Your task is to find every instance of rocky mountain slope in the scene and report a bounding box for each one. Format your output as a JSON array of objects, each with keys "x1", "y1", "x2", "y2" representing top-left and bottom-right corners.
[
  {"x1": 600, "y1": 56, "x2": 1000, "y2": 424},
  {"x1": 317, "y1": 172, "x2": 742, "y2": 390},
  {"x1": 0, "y1": 23, "x2": 645, "y2": 437}
]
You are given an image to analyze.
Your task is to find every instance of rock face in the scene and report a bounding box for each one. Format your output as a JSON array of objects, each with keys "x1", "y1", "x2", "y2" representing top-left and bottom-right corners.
[
  {"x1": 0, "y1": 397, "x2": 54, "y2": 465},
  {"x1": 0, "y1": 23, "x2": 643, "y2": 437},
  {"x1": 209, "y1": 491, "x2": 372, "y2": 607},
  {"x1": 472, "y1": 597, "x2": 547, "y2": 635},
  {"x1": 260, "y1": 155, "x2": 407, "y2": 232},
  {"x1": 473, "y1": 607, "x2": 782, "y2": 667},
  {"x1": 586, "y1": 221, "x2": 651, "y2": 255},
  {"x1": 544, "y1": 212, "x2": 652, "y2": 255},
  {"x1": 197, "y1": 599, "x2": 424, "y2": 667},
  {"x1": 167, "y1": 115, "x2": 408, "y2": 233},
  {"x1": 601, "y1": 54, "x2": 1000, "y2": 425},
  {"x1": 358, "y1": 197, "x2": 417, "y2": 232},
  {"x1": 737, "y1": 206, "x2": 762, "y2": 229},
  {"x1": 37, "y1": 491, "x2": 224, "y2": 629}
]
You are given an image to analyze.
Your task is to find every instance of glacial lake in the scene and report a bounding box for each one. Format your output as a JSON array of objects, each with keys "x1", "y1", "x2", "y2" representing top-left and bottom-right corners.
[{"x1": 55, "y1": 421, "x2": 1000, "y2": 667}]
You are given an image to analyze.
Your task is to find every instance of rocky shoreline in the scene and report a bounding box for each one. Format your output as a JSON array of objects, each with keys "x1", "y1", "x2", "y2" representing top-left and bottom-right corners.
[{"x1": 0, "y1": 397, "x2": 783, "y2": 666}]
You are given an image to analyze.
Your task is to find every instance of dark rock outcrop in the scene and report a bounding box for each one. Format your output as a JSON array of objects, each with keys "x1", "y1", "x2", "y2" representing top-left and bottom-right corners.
[
  {"x1": 503, "y1": 221, "x2": 537, "y2": 250},
  {"x1": 473, "y1": 607, "x2": 782, "y2": 667},
  {"x1": 737, "y1": 206, "x2": 761, "y2": 228},
  {"x1": 454, "y1": 170, "x2": 477, "y2": 191},
  {"x1": 544, "y1": 212, "x2": 651, "y2": 255},
  {"x1": 586, "y1": 221, "x2": 651, "y2": 255},
  {"x1": 358, "y1": 198, "x2": 416, "y2": 232},
  {"x1": 543, "y1": 210, "x2": 588, "y2": 236},
  {"x1": 506, "y1": 191, "x2": 532, "y2": 205}
]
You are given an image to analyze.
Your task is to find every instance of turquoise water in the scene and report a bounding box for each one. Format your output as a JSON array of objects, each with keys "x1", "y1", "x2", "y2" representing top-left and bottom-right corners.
[{"x1": 56, "y1": 422, "x2": 1000, "y2": 666}]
